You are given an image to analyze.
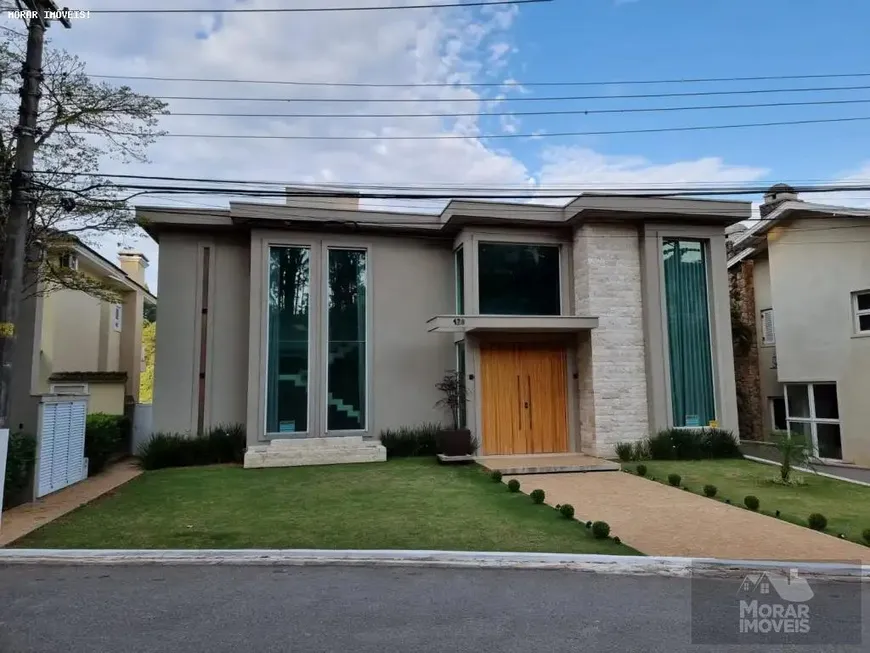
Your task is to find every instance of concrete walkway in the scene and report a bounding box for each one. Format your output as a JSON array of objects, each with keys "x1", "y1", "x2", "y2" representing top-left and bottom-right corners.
[
  {"x1": 0, "y1": 460, "x2": 141, "y2": 547},
  {"x1": 507, "y1": 471, "x2": 870, "y2": 563}
]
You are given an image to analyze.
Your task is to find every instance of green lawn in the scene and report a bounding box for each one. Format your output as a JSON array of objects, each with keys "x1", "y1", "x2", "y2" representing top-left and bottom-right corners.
[
  {"x1": 636, "y1": 459, "x2": 870, "y2": 545},
  {"x1": 14, "y1": 459, "x2": 636, "y2": 554}
]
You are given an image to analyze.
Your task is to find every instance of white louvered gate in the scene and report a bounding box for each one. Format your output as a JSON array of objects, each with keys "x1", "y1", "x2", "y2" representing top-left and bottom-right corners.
[{"x1": 36, "y1": 396, "x2": 88, "y2": 498}]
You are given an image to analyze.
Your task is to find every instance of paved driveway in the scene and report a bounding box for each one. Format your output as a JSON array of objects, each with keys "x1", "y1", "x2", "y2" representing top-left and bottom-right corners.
[{"x1": 506, "y1": 471, "x2": 870, "y2": 562}]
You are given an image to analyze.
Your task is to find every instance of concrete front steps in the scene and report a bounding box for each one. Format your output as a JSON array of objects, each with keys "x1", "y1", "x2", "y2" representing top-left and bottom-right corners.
[{"x1": 243, "y1": 436, "x2": 387, "y2": 469}]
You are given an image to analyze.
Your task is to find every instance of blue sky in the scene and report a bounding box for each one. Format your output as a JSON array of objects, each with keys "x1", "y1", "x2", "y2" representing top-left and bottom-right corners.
[{"x1": 5, "y1": 0, "x2": 869, "y2": 288}]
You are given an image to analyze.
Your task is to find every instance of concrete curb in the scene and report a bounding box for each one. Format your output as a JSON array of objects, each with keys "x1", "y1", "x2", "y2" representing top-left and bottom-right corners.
[
  {"x1": 0, "y1": 549, "x2": 866, "y2": 581},
  {"x1": 743, "y1": 455, "x2": 870, "y2": 488}
]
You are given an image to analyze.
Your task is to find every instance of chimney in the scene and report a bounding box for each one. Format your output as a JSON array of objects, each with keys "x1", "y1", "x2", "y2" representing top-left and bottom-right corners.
[
  {"x1": 284, "y1": 186, "x2": 360, "y2": 211},
  {"x1": 759, "y1": 183, "x2": 799, "y2": 218},
  {"x1": 118, "y1": 251, "x2": 149, "y2": 286}
]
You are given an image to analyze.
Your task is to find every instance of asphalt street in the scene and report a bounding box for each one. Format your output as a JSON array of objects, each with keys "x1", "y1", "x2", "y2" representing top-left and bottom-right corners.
[{"x1": 0, "y1": 564, "x2": 866, "y2": 652}]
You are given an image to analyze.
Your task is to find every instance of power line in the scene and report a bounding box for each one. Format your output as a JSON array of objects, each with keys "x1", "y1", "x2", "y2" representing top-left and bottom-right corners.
[
  {"x1": 151, "y1": 97, "x2": 870, "y2": 120},
  {"x1": 65, "y1": 114, "x2": 870, "y2": 141},
  {"x1": 71, "y1": 70, "x2": 870, "y2": 89},
  {"x1": 33, "y1": 169, "x2": 870, "y2": 194},
  {"x1": 61, "y1": 83, "x2": 870, "y2": 104},
  {"x1": 87, "y1": 0, "x2": 550, "y2": 14}
]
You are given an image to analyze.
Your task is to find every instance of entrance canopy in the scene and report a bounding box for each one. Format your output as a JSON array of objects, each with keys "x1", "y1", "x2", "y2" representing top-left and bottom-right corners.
[{"x1": 426, "y1": 315, "x2": 599, "y2": 334}]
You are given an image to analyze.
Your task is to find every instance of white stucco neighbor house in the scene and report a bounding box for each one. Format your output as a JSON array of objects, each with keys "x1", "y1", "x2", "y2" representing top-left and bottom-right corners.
[
  {"x1": 728, "y1": 184, "x2": 870, "y2": 465},
  {"x1": 137, "y1": 191, "x2": 748, "y2": 468}
]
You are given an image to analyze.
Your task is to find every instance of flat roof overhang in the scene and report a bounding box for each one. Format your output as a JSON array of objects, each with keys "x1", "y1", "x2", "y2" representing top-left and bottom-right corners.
[{"x1": 427, "y1": 315, "x2": 599, "y2": 333}]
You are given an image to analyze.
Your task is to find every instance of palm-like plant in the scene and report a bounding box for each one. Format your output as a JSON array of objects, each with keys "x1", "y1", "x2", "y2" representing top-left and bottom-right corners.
[{"x1": 772, "y1": 430, "x2": 814, "y2": 483}]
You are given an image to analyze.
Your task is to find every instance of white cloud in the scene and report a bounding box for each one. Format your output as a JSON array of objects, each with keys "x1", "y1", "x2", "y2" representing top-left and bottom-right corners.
[
  {"x1": 801, "y1": 162, "x2": 870, "y2": 209},
  {"x1": 24, "y1": 0, "x2": 768, "y2": 290}
]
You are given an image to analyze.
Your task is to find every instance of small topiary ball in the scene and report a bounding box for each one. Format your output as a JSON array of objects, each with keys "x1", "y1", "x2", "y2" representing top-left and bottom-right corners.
[
  {"x1": 507, "y1": 479, "x2": 521, "y2": 493},
  {"x1": 668, "y1": 473, "x2": 681, "y2": 487},
  {"x1": 591, "y1": 521, "x2": 611, "y2": 539},
  {"x1": 491, "y1": 470, "x2": 503, "y2": 482},
  {"x1": 863, "y1": 528, "x2": 870, "y2": 545},
  {"x1": 808, "y1": 513, "x2": 828, "y2": 531},
  {"x1": 703, "y1": 484, "x2": 717, "y2": 498},
  {"x1": 613, "y1": 536, "x2": 621, "y2": 545},
  {"x1": 744, "y1": 495, "x2": 760, "y2": 511},
  {"x1": 636, "y1": 464, "x2": 647, "y2": 477},
  {"x1": 530, "y1": 489, "x2": 546, "y2": 504},
  {"x1": 555, "y1": 504, "x2": 561, "y2": 510},
  {"x1": 585, "y1": 521, "x2": 592, "y2": 528},
  {"x1": 559, "y1": 504, "x2": 575, "y2": 519}
]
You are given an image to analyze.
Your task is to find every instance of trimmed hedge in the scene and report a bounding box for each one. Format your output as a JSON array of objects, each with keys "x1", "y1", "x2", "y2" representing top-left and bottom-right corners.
[
  {"x1": 137, "y1": 424, "x2": 246, "y2": 470},
  {"x1": 379, "y1": 423, "x2": 441, "y2": 458},
  {"x1": 3, "y1": 431, "x2": 36, "y2": 508},
  {"x1": 85, "y1": 413, "x2": 130, "y2": 475}
]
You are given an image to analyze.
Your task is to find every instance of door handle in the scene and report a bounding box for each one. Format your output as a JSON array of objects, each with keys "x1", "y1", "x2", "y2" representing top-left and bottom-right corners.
[
  {"x1": 517, "y1": 375, "x2": 522, "y2": 424},
  {"x1": 527, "y1": 375, "x2": 533, "y2": 430}
]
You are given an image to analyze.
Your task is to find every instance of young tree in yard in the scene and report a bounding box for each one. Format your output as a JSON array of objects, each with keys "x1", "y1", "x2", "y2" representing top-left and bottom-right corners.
[
  {"x1": 773, "y1": 430, "x2": 814, "y2": 483},
  {"x1": 0, "y1": 34, "x2": 167, "y2": 300}
]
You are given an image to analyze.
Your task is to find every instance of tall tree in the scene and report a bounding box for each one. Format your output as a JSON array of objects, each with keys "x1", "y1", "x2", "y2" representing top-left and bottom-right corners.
[{"x1": 0, "y1": 32, "x2": 167, "y2": 300}]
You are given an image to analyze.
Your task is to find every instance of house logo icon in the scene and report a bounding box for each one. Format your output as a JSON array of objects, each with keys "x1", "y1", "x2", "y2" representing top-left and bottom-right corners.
[{"x1": 737, "y1": 569, "x2": 815, "y2": 603}]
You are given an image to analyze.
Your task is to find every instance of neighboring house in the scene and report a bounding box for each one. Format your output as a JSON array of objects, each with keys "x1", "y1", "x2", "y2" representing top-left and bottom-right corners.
[
  {"x1": 728, "y1": 184, "x2": 870, "y2": 464},
  {"x1": 138, "y1": 192, "x2": 747, "y2": 468},
  {"x1": 9, "y1": 237, "x2": 157, "y2": 436}
]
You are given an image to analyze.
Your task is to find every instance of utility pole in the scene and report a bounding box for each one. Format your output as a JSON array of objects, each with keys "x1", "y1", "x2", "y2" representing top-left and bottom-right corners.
[{"x1": 0, "y1": 2, "x2": 71, "y2": 436}]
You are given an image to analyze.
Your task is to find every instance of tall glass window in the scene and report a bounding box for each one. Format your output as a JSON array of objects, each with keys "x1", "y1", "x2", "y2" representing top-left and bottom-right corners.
[
  {"x1": 454, "y1": 246, "x2": 465, "y2": 315},
  {"x1": 266, "y1": 246, "x2": 310, "y2": 433},
  {"x1": 326, "y1": 248, "x2": 367, "y2": 431},
  {"x1": 478, "y1": 243, "x2": 560, "y2": 315},
  {"x1": 663, "y1": 239, "x2": 715, "y2": 427}
]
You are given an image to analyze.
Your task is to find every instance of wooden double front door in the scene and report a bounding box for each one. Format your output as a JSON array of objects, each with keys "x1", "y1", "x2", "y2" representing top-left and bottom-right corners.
[{"x1": 480, "y1": 343, "x2": 569, "y2": 455}]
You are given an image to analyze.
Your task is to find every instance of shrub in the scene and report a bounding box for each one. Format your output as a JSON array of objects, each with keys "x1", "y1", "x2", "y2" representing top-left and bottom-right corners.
[
  {"x1": 614, "y1": 442, "x2": 634, "y2": 462},
  {"x1": 3, "y1": 431, "x2": 36, "y2": 508},
  {"x1": 585, "y1": 521, "x2": 592, "y2": 528},
  {"x1": 491, "y1": 470, "x2": 503, "y2": 482},
  {"x1": 636, "y1": 464, "x2": 647, "y2": 477},
  {"x1": 725, "y1": 499, "x2": 731, "y2": 504},
  {"x1": 591, "y1": 521, "x2": 611, "y2": 539},
  {"x1": 613, "y1": 537, "x2": 621, "y2": 545},
  {"x1": 530, "y1": 489, "x2": 546, "y2": 504},
  {"x1": 137, "y1": 424, "x2": 246, "y2": 470},
  {"x1": 775, "y1": 510, "x2": 781, "y2": 517},
  {"x1": 559, "y1": 504, "x2": 574, "y2": 519},
  {"x1": 380, "y1": 423, "x2": 441, "y2": 458},
  {"x1": 703, "y1": 484, "x2": 718, "y2": 498},
  {"x1": 645, "y1": 428, "x2": 740, "y2": 461},
  {"x1": 667, "y1": 473, "x2": 681, "y2": 487},
  {"x1": 632, "y1": 440, "x2": 650, "y2": 461},
  {"x1": 744, "y1": 495, "x2": 760, "y2": 511},
  {"x1": 808, "y1": 513, "x2": 828, "y2": 531},
  {"x1": 507, "y1": 479, "x2": 520, "y2": 493},
  {"x1": 863, "y1": 529, "x2": 870, "y2": 545},
  {"x1": 85, "y1": 413, "x2": 129, "y2": 475},
  {"x1": 682, "y1": 486, "x2": 690, "y2": 491}
]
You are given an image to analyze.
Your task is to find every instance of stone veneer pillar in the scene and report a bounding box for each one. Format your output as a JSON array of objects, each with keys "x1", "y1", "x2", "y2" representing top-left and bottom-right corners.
[{"x1": 573, "y1": 224, "x2": 650, "y2": 457}]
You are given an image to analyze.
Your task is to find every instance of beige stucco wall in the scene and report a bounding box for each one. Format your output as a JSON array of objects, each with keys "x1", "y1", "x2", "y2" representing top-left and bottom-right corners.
[
  {"x1": 87, "y1": 383, "x2": 126, "y2": 415},
  {"x1": 751, "y1": 253, "x2": 783, "y2": 435},
  {"x1": 43, "y1": 289, "x2": 102, "y2": 377},
  {"x1": 767, "y1": 217, "x2": 870, "y2": 464}
]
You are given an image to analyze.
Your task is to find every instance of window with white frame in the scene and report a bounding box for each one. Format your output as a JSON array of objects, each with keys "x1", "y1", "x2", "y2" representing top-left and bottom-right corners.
[
  {"x1": 785, "y1": 383, "x2": 842, "y2": 460},
  {"x1": 59, "y1": 252, "x2": 78, "y2": 271},
  {"x1": 853, "y1": 291, "x2": 870, "y2": 334},
  {"x1": 112, "y1": 304, "x2": 123, "y2": 331},
  {"x1": 760, "y1": 308, "x2": 775, "y2": 345}
]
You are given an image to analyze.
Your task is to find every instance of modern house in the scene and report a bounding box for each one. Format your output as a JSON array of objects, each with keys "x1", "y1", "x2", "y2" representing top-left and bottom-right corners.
[
  {"x1": 728, "y1": 185, "x2": 870, "y2": 465},
  {"x1": 9, "y1": 236, "x2": 156, "y2": 436},
  {"x1": 138, "y1": 192, "x2": 748, "y2": 468}
]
